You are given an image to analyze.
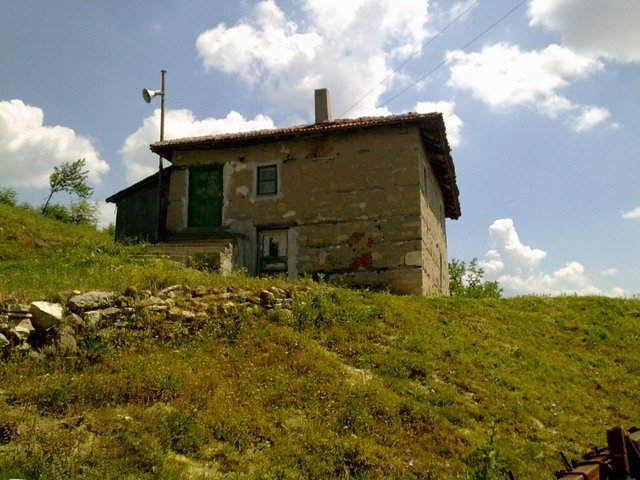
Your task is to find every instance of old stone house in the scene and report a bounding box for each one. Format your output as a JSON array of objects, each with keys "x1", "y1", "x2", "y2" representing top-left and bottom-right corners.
[{"x1": 107, "y1": 90, "x2": 461, "y2": 295}]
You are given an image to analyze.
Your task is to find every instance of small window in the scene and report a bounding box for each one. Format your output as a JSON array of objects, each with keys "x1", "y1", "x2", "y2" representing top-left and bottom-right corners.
[{"x1": 257, "y1": 164, "x2": 278, "y2": 195}]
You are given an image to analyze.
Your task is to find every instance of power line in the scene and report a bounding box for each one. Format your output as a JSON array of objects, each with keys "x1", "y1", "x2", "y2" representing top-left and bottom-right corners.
[
  {"x1": 377, "y1": 0, "x2": 528, "y2": 110},
  {"x1": 340, "y1": 0, "x2": 480, "y2": 118}
]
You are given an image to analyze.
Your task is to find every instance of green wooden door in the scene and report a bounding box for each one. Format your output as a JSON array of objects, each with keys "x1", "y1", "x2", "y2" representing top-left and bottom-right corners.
[{"x1": 188, "y1": 165, "x2": 223, "y2": 227}]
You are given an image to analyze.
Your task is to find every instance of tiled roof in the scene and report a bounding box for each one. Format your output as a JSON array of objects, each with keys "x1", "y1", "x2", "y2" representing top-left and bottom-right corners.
[
  {"x1": 150, "y1": 112, "x2": 444, "y2": 153},
  {"x1": 146, "y1": 112, "x2": 460, "y2": 218}
]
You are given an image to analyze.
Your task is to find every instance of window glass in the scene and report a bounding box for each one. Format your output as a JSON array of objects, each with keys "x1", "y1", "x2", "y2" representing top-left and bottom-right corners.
[{"x1": 257, "y1": 165, "x2": 277, "y2": 195}]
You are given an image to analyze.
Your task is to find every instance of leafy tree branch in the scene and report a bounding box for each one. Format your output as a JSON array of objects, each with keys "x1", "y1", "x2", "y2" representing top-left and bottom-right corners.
[
  {"x1": 42, "y1": 158, "x2": 93, "y2": 212},
  {"x1": 449, "y1": 258, "x2": 502, "y2": 299}
]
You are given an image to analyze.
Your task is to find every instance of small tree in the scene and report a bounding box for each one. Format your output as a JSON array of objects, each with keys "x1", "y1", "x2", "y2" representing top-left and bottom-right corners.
[
  {"x1": 0, "y1": 187, "x2": 18, "y2": 206},
  {"x1": 42, "y1": 158, "x2": 93, "y2": 212},
  {"x1": 449, "y1": 258, "x2": 502, "y2": 299},
  {"x1": 69, "y1": 199, "x2": 99, "y2": 226}
]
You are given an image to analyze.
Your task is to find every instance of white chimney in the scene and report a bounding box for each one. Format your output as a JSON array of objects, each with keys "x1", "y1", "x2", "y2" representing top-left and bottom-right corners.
[{"x1": 314, "y1": 88, "x2": 332, "y2": 123}]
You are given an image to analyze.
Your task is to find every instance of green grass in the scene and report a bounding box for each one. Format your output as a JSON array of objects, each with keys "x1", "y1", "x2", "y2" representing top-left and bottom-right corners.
[
  {"x1": 0, "y1": 203, "x2": 281, "y2": 299},
  {"x1": 1, "y1": 203, "x2": 639, "y2": 479}
]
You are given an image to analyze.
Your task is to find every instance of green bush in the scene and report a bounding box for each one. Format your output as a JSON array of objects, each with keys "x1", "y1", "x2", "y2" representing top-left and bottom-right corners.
[
  {"x1": 0, "y1": 187, "x2": 18, "y2": 206},
  {"x1": 39, "y1": 203, "x2": 72, "y2": 223},
  {"x1": 449, "y1": 258, "x2": 502, "y2": 298},
  {"x1": 39, "y1": 200, "x2": 98, "y2": 226}
]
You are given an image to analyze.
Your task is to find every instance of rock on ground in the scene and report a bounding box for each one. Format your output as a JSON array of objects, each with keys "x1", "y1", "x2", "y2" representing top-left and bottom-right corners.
[
  {"x1": 30, "y1": 301, "x2": 63, "y2": 330},
  {"x1": 12, "y1": 319, "x2": 35, "y2": 341},
  {"x1": 67, "y1": 291, "x2": 116, "y2": 312}
]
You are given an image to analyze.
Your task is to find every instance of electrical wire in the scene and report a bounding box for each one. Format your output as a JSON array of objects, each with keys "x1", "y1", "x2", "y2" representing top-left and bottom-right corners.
[
  {"x1": 377, "y1": 0, "x2": 528, "y2": 110},
  {"x1": 340, "y1": 0, "x2": 480, "y2": 118}
]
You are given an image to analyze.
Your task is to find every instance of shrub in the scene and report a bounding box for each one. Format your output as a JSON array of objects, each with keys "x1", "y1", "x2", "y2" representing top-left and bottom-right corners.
[
  {"x1": 0, "y1": 187, "x2": 18, "y2": 206},
  {"x1": 69, "y1": 199, "x2": 99, "y2": 226},
  {"x1": 38, "y1": 200, "x2": 99, "y2": 226},
  {"x1": 449, "y1": 258, "x2": 502, "y2": 299},
  {"x1": 39, "y1": 203, "x2": 72, "y2": 223}
]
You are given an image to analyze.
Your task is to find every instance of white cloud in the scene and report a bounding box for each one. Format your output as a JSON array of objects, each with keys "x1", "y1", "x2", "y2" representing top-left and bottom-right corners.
[
  {"x1": 482, "y1": 218, "x2": 547, "y2": 277},
  {"x1": 571, "y1": 105, "x2": 611, "y2": 132},
  {"x1": 0, "y1": 99, "x2": 109, "y2": 189},
  {"x1": 610, "y1": 287, "x2": 632, "y2": 299},
  {"x1": 447, "y1": 43, "x2": 601, "y2": 110},
  {"x1": 434, "y1": 0, "x2": 478, "y2": 24},
  {"x1": 120, "y1": 109, "x2": 275, "y2": 182},
  {"x1": 529, "y1": 0, "x2": 640, "y2": 63},
  {"x1": 96, "y1": 201, "x2": 116, "y2": 228},
  {"x1": 622, "y1": 206, "x2": 640, "y2": 220},
  {"x1": 195, "y1": 0, "x2": 432, "y2": 118},
  {"x1": 415, "y1": 100, "x2": 462, "y2": 148},
  {"x1": 600, "y1": 268, "x2": 618, "y2": 277},
  {"x1": 196, "y1": 1, "x2": 323, "y2": 81},
  {"x1": 480, "y1": 218, "x2": 626, "y2": 296}
]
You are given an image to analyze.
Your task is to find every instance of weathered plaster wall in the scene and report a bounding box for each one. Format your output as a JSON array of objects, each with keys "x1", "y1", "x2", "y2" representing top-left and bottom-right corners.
[
  {"x1": 166, "y1": 169, "x2": 188, "y2": 232},
  {"x1": 165, "y1": 125, "x2": 448, "y2": 295}
]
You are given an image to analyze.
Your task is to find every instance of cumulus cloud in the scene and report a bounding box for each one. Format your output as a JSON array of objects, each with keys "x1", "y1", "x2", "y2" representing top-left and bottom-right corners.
[
  {"x1": 529, "y1": 0, "x2": 640, "y2": 63},
  {"x1": 480, "y1": 218, "x2": 626, "y2": 296},
  {"x1": 571, "y1": 105, "x2": 612, "y2": 132},
  {"x1": 120, "y1": 109, "x2": 275, "y2": 182},
  {"x1": 433, "y1": 0, "x2": 478, "y2": 24},
  {"x1": 415, "y1": 100, "x2": 463, "y2": 148},
  {"x1": 96, "y1": 201, "x2": 116, "y2": 228},
  {"x1": 446, "y1": 43, "x2": 613, "y2": 130},
  {"x1": 0, "y1": 99, "x2": 109, "y2": 188},
  {"x1": 622, "y1": 206, "x2": 640, "y2": 220},
  {"x1": 600, "y1": 268, "x2": 618, "y2": 277},
  {"x1": 195, "y1": 0, "x2": 433, "y2": 118}
]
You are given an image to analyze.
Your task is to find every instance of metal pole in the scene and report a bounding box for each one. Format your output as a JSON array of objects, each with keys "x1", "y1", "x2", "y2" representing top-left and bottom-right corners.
[
  {"x1": 156, "y1": 69, "x2": 166, "y2": 242},
  {"x1": 160, "y1": 70, "x2": 166, "y2": 141}
]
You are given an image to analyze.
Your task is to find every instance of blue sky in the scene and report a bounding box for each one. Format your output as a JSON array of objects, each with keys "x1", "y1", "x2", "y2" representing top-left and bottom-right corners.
[{"x1": 1, "y1": 0, "x2": 638, "y2": 296}]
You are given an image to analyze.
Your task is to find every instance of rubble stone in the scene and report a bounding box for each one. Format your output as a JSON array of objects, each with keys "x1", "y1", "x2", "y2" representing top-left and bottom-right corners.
[
  {"x1": 8, "y1": 304, "x2": 30, "y2": 313},
  {"x1": 12, "y1": 319, "x2": 35, "y2": 341},
  {"x1": 192, "y1": 286, "x2": 207, "y2": 297},
  {"x1": 30, "y1": 301, "x2": 63, "y2": 330},
  {"x1": 57, "y1": 326, "x2": 78, "y2": 355},
  {"x1": 68, "y1": 291, "x2": 116, "y2": 312},
  {"x1": 1, "y1": 284, "x2": 300, "y2": 356},
  {"x1": 260, "y1": 290, "x2": 276, "y2": 307},
  {"x1": 169, "y1": 307, "x2": 196, "y2": 321}
]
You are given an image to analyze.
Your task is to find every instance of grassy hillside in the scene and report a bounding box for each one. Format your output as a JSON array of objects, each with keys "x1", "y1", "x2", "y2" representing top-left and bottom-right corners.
[{"x1": 1, "y1": 203, "x2": 639, "y2": 479}]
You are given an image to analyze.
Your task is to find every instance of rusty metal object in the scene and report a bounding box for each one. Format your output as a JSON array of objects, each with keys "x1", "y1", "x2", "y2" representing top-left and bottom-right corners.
[
  {"x1": 553, "y1": 427, "x2": 640, "y2": 480},
  {"x1": 608, "y1": 426, "x2": 630, "y2": 478},
  {"x1": 626, "y1": 428, "x2": 640, "y2": 478}
]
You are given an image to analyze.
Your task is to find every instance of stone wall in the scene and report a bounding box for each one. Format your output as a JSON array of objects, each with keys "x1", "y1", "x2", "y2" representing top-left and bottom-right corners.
[
  {"x1": 164, "y1": 125, "x2": 448, "y2": 295},
  {"x1": 419, "y1": 151, "x2": 450, "y2": 295}
]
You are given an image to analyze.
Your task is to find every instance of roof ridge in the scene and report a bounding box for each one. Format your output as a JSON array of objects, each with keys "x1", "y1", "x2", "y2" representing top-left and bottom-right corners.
[{"x1": 151, "y1": 111, "x2": 441, "y2": 148}]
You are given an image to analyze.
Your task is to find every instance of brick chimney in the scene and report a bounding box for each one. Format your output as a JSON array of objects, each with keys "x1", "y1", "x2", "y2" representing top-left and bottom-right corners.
[{"x1": 314, "y1": 88, "x2": 332, "y2": 123}]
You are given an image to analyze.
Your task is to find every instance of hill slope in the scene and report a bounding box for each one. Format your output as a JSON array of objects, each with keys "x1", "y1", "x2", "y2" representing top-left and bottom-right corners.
[{"x1": 1, "y1": 204, "x2": 639, "y2": 479}]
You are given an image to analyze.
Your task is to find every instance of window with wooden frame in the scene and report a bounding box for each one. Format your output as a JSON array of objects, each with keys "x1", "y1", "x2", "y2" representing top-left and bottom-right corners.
[{"x1": 257, "y1": 164, "x2": 278, "y2": 195}]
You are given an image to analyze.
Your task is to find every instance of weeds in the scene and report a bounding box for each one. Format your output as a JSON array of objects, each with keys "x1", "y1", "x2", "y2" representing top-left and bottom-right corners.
[{"x1": 461, "y1": 425, "x2": 510, "y2": 480}]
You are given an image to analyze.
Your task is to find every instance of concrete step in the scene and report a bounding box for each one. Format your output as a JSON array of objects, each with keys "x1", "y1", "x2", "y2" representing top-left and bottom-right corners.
[{"x1": 140, "y1": 239, "x2": 236, "y2": 274}]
